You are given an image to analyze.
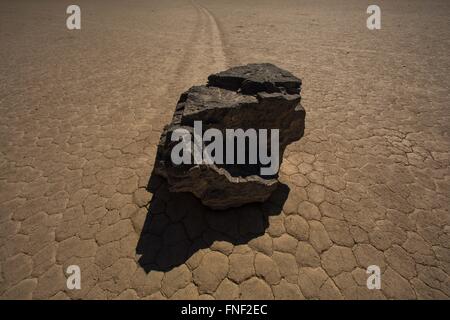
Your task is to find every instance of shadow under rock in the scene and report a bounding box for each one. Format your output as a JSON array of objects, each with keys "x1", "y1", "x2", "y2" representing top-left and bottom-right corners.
[{"x1": 136, "y1": 172, "x2": 290, "y2": 273}]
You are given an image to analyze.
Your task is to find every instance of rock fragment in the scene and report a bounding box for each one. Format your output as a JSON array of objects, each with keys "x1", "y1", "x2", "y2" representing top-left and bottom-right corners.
[{"x1": 154, "y1": 63, "x2": 306, "y2": 209}]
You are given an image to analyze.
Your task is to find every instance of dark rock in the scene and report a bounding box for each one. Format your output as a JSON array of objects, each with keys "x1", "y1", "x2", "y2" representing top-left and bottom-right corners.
[
  {"x1": 154, "y1": 63, "x2": 305, "y2": 209},
  {"x1": 208, "y1": 63, "x2": 302, "y2": 95}
]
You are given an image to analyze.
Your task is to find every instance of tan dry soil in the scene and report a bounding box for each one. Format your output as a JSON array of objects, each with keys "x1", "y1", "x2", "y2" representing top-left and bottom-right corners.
[{"x1": 0, "y1": 0, "x2": 449, "y2": 299}]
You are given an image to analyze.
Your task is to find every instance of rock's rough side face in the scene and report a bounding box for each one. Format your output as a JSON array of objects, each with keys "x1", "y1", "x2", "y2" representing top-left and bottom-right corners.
[{"x1": 154, "y1": 63, "x2": 306, "y2": 209}]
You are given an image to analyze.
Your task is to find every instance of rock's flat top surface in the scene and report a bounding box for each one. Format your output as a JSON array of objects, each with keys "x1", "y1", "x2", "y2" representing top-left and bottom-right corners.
[
  {"x1": 179, "y1": 85, "x2": 258, "y2": 119},
  {"x1": 0, "y1": 0, "x2": 449, "y2": 300},
  {"x1": 208, "y1": 63, "x2": 302, "y2": 95}
]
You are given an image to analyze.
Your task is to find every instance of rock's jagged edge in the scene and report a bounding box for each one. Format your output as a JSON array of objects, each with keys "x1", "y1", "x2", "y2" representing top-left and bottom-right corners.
[{"x1": 154, "y1": 63, "x2": 306, "y2": 209}]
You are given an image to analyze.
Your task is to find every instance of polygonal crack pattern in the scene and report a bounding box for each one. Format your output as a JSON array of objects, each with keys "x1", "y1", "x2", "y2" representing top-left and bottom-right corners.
[{"x1": 0, "y1": 0, "x2": 449, "y2": 300}]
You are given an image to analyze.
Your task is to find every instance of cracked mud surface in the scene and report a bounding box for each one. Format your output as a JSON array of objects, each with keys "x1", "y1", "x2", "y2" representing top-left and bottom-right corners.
[{"x1": 1, "y1": 0, "x2": 449, "y2": 299}]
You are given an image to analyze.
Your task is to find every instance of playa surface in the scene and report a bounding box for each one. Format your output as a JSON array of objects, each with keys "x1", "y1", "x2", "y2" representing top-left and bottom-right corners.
[{"x1": 0, "y1": 0, "x2": 449, "y2": 299}]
